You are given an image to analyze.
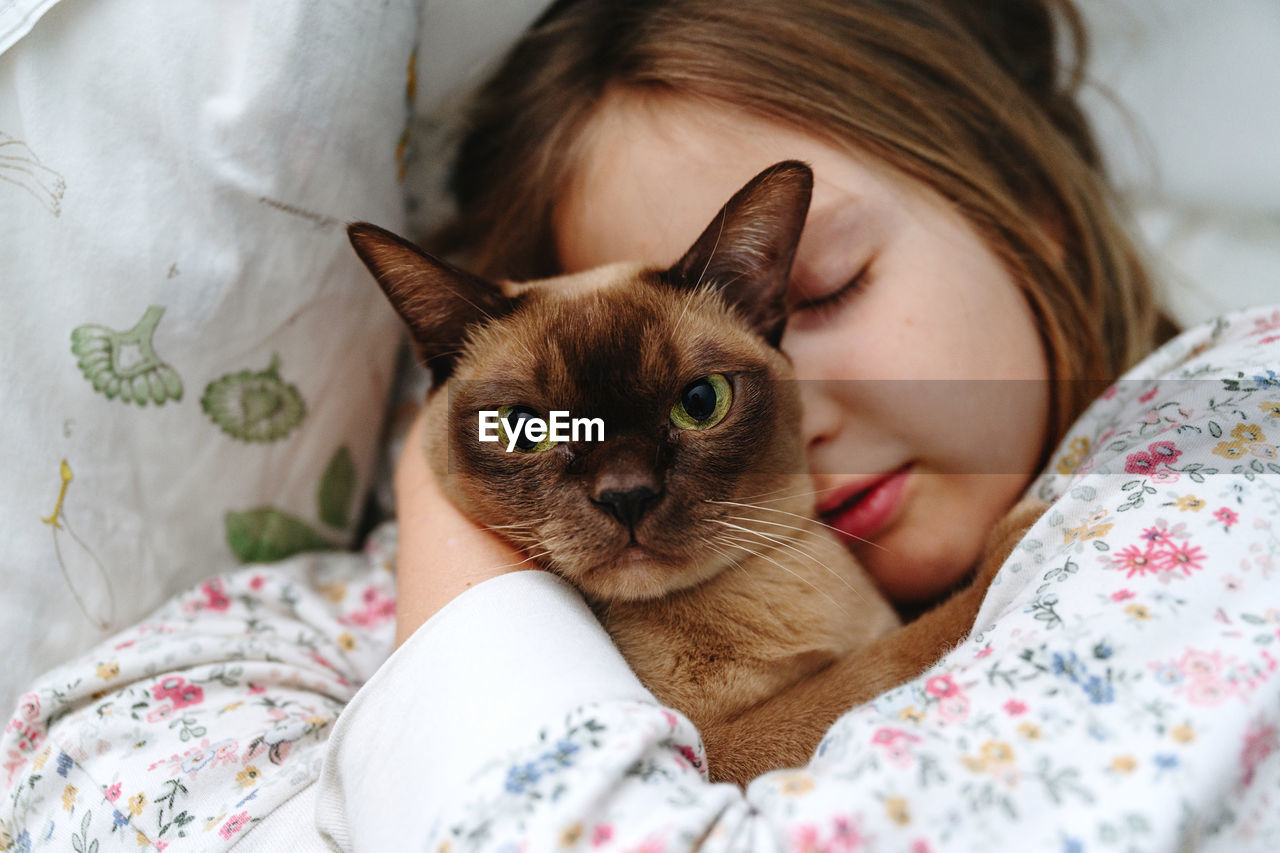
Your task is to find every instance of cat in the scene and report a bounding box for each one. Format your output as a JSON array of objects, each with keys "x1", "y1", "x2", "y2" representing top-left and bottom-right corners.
[{"x1": 348, "y1": 161, "x2": 1044, "y2": 785}]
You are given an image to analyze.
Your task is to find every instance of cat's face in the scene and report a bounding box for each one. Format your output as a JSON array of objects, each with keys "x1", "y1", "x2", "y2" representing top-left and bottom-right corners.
[
  {"x1": 442, "y1": 273, "x2": 803, "y2": 600},
  {"x1": 351, "y1": 162, "x2": 815, "y2": 601}
]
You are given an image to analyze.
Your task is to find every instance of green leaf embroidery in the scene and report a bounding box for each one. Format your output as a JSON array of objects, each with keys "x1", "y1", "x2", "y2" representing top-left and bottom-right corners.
[
  {"x1": 70, "y1": 305, "x2": 183, "y2": 405},
  {"x1": 318, "y1": 445, "x2": 357, "y2": 529},
  {"x1": 225, "y1": 508, "x2": 335, "y2": 563},
  {"x1": 202, "y1": 354, "x2": 305, "y2": 442}
]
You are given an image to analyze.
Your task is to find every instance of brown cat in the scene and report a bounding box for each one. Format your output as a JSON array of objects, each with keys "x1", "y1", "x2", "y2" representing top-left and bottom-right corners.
[{"x1": 349, "y1": 161, "x2": 1043, "y2": 786}]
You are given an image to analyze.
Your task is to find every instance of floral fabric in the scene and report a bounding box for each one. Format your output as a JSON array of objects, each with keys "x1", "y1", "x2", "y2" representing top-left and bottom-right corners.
[
  {"x1": 4, "y1": 305, "x2": 1280, "y2": 852},
  {"x1": 1, "y1": 526, "x2": 397, "y2": 851}
]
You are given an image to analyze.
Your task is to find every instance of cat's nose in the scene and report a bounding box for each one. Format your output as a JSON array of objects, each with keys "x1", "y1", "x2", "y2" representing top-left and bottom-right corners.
[{"x1": 594, "y1": 486, "x2": 660, "y2": 530}]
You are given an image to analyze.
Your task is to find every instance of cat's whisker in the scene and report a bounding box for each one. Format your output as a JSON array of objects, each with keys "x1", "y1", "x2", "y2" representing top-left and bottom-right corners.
[
  {"x1": 725, "y1": 480, "x2": 833, "y2": 504},
  {"x1": 669, "y1": 283, "x2": 702, "y2": 341},
  {"x1": 709, "y1": 519, "x2": 869, "y2": 607},
  {"x1": 714, "y1": 516, "x2": 835, "y2": 567},
  {"x1": 480, "y1": 549, "x2": 553, "y2": 573},
  {"x1": 692, "y1": 214, "x2": 728, "y2": 292},
  {"x1": 712, "y1": 534, "x2": 851, "y2": 619},
  {"x1": 718, "y1": 515, "x2": 846, "y2": 560},
  {"x1": 705, "y1": 498, "x2": 889, "y2": 552},
  {"x1": 479, "y1": 520, "x2": 545, "y2": 533},
  {"x1": 704, "y1": 542, "x2": 749, "y2": 578}
]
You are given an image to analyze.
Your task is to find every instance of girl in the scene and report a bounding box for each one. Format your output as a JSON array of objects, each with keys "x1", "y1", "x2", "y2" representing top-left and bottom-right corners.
[{"x1": 4, "y1": 1, "x2": 1278, "y2": 850}]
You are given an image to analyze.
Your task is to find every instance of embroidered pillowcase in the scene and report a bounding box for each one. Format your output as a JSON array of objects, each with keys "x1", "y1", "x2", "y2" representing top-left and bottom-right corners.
[{"x1": 0, "y1": 0, "x2": 417, "y2": 710}]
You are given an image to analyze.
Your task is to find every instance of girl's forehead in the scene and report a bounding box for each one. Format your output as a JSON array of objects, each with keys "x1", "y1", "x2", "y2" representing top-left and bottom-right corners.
[{"x1": 554, "y1": 91, "x2": 907, "y2": 274}]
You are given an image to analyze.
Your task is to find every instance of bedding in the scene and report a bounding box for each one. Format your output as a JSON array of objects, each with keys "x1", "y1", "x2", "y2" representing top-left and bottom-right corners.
[
  {"x1": 0, "y1": 0, "x2": 417, "y2": 714},
  {"x1": 3, "y1": 306, "x2": 1278, "y2": 851}
]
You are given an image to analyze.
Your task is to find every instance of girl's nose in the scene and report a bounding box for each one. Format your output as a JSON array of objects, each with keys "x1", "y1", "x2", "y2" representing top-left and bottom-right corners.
[{"x1": 799, "y1": 380, "x2": 843, "y2": 457}]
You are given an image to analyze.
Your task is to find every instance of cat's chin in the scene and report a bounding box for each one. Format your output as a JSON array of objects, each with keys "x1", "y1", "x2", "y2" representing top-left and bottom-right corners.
[{"x1": 571, "y1": 545, "x2": 729, "y2": 603}]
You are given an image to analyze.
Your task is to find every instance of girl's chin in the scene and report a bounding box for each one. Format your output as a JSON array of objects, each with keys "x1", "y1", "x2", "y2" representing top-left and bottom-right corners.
[{"x1": 850, "y1": 490, "x2": 979, "y2": 604}]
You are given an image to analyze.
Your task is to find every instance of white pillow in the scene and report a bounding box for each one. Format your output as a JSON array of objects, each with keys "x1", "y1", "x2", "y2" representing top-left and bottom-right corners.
[
  {"x1": 1079, "y1": 0, "x2": 1280, "y2": 326},
  {"x1": 0, "y1": 0, "x2": 416, "y2": 712}
]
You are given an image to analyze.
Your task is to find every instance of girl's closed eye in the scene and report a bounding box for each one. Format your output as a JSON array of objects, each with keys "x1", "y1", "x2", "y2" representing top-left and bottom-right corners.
[{"x1": 789, "y1": 262, "x2": 872, "y2": 318}]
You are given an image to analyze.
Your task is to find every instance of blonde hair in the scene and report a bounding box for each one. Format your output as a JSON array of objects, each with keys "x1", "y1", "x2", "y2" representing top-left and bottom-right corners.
[{"x1": 434, "y1": 0, "x2": 1172, "y2": 449}]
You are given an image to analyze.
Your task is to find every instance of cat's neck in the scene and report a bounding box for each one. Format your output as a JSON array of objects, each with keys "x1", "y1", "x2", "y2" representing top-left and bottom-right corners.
[{"x1": 592, "y1": 512, "x2": 899, "y2": 727}]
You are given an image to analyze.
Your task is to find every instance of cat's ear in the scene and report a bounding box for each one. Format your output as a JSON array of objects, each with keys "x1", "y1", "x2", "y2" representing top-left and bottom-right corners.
[
  {"x1": 348, "y1": 222, "x2": 515, "y2": 382},
  {"x1": 668, "y1": 160, "x2": 813, "y2": 347}
]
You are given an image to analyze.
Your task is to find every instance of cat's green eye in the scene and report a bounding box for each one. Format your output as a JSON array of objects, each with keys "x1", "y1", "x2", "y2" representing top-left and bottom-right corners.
[
  {"x1": 498, "y1": 404, "x2": 555, "y2": 453},
  {"x1": 670, "y1": 374, "x2": 732, "y2": 431}
]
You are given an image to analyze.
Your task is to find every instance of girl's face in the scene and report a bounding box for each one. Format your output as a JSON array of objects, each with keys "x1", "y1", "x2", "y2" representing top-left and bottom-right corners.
[{"x1": 554, "y1": 94, "x2": 1050, "y2": 604}]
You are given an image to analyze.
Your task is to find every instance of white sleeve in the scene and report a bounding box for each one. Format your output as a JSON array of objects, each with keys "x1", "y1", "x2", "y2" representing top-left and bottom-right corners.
[{"x1": 313, "y1": 571, "x2": 662, "y2": 851}]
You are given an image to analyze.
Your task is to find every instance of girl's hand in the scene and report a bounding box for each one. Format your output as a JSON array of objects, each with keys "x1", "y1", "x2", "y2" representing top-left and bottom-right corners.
[{"x1": 393, "y1": 407, "x2": 531, "y2": 646}]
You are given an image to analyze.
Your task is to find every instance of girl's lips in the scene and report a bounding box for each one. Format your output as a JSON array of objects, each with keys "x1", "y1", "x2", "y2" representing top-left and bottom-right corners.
[{"x1": 818, "y1": 466, "x2": 912, "y2": 543}]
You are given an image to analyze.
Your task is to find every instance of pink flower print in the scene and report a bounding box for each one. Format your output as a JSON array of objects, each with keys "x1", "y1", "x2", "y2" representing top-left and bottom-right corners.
[
  {"x1": 1148, "y1": 440, "x2": 1181, "y2": 464},
  {"x1": 1113, "y1": 544, "x2": 1159, "y2": 578},
  {"x1": 924, "y1": 675, "x2": 958, "y2": 698},
  {"x1": 936, "y1": 694, "x2": 970, "y2": 723},
  {"x1": 592, "y1": 825, "x2": 614, "y2": 847},
  {"x1": 975, "y1": 644, "x2": 994, "y2": 659},
  {"x1": 1003, "y1": 699, "x2": 1027, "y2": 716},
  {"x1": 151, "y1": 676, "x2": 185, "y2": 703},
  {"x1": 152, "y1": 676, "x2": 204, "y2": 710},
  {"x1": 1140, "y1": 526, "x2": 1171, "y2": 546},
  {"x1": 145, "y1": 704, "x2": 175, "y2": 724},
  {"x1": 1185, "y1": 678, "x2": 1236, "y2": 707},
  {"x1": 171, "y1": 683, "x2": 204, "y2": 710},
  {"x1": 871, "y1": 728, "x2": 921, "y2": 768},
  {"x1": 104, "y1": 782, "x2": 122, "y2": 801},
  {"x1": 871, "y1": 728, "x2": 908, "y2": 746},
  {"x1": 1149, "y1": 468, "x2": 1180, "y2": 484},
  {"x1": 792, "y1": 824, "x2": 820, "y2": 852},
  {"x1": 910, "y1": 842, "x2": 933, "y2": 853},
  {"x1": 16, "y1": 693, "x2": 40, "y2": 723},
  {"x1": 1111, "y1": 589, "x2": 1135, "y2": 602},
  {"x1": 1139, "y1": 385, "x2": 1159, "y2": 404},
  {"x1": 1156, "y1": 542, "x2": 1206, "y2": 576},
  {"x1": 1215, "y1": 507, "x2": 1239, "y2": 529},
  {"x1": 187, "y1": 579, "x2": 230, "y2": 612},
  {"x1": 675, "y1": 744, "x2": 703, "y2": 772},
  {"x1": 829, "y1": 815, "x2": 868, "y2": 851},
  {"x1": 1102, "y1": 385, "x2": 1118, "y2": 401},
  {"x1": 343, "y1": 587, "x2": 397, "y2": 627},
  {"x1": 249, "y1": 575, "x2": 265, "y2": 591},
  {"x1": 1249, "y1": 310, "x2": 1280, "y2": 338},
  {"x1": 1124, "y1": 451, "x2": 1158, "y2": 475},
  {"x1": 1179, "y1": 650, "x2": 1225, "y2": 681},
  {"x1": 219, "y1": 811, "x2": 251, "y2": 840},
  {"x1": 212, "y1": 741, "x2": 240, "y2": 767}
]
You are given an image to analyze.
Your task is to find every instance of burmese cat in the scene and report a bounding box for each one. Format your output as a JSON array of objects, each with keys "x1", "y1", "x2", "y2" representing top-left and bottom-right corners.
[{"x1": 349, "y1": 162, "x2": 1042, "y2": 785}]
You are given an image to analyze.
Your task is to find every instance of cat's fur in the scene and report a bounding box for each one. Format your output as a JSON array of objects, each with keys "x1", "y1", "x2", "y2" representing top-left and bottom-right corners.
[{"x1": 349, "y1": 162, "x2": 1043, "y2": 785}]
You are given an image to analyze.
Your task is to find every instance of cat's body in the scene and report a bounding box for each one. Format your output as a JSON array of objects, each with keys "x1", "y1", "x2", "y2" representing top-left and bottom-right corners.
[{"x1": 350, "y1": 162, "x2": 1042, "y2": 785}]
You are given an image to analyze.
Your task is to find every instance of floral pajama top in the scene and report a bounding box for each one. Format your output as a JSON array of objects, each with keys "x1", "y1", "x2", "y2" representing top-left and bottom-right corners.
[{"x1": 4, "y1": 305, "x2": 1280, "y2": 852}]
